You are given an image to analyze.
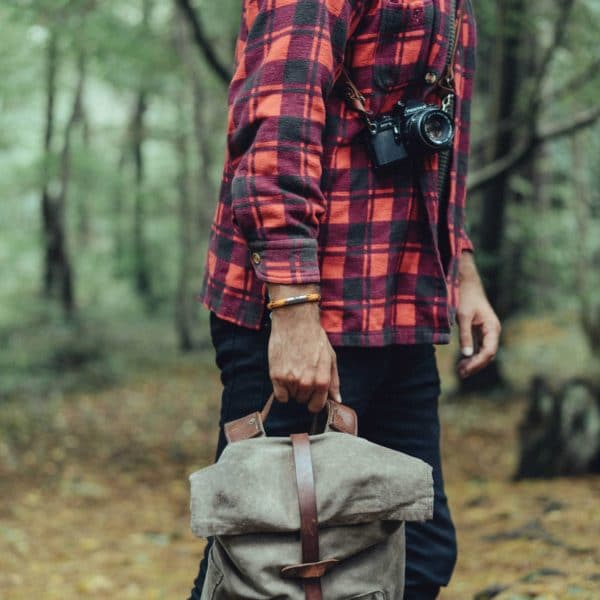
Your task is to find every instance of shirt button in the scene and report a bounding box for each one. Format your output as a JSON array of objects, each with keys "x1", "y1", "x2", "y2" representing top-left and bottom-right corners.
[
  {"x1": 251, "y1": 252, "x2": 261, "y2": 265},
  {"x1": 424, "y1": 71, "x2": 438, "y2": 84}
]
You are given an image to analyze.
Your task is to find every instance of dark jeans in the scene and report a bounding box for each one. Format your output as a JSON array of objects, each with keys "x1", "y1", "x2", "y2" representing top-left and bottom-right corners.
[{"x1": 188, "y1": 312, "x2": 457, "y2": 600}]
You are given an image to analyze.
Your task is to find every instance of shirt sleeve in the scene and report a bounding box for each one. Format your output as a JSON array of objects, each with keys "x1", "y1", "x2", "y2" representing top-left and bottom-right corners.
[
  {"x1": 454, "y1": 0, "x2": 477, "y2": 257},
  {"x1": 460, "y1": 229, "x2": 474, "y2": 253},
  {"x1": 227, "y1": 0, "x2": 361, "y2": 285}
]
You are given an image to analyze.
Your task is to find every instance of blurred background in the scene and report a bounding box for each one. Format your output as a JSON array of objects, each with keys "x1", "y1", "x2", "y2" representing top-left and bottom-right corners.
[{"x1": 0, "y1": 0, "x2": 599, "y2": 598}]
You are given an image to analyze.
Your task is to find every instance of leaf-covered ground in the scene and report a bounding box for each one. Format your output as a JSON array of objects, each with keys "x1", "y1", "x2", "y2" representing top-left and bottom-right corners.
[{"x1": 1, "y1": 345, "x2": 598, "y2": 599}]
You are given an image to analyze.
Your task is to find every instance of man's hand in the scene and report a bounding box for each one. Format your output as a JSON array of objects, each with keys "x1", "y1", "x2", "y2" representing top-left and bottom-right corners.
[
  {"x1": 456, "y1": 252, "x2": 501, "y2": 379},
  {"x1": 267, "y1": 283, "x2": 340, "y2": 413}
]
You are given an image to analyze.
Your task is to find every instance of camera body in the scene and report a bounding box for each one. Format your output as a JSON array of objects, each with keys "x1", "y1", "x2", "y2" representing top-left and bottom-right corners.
[{"x1": 365, "y1": 100, "x2": 454, "y2": 170}]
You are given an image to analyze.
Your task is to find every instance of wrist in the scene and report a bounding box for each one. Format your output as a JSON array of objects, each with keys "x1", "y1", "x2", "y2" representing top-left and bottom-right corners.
[
  {"x1": 458, "y1": 251, "x2": 479, "y2": 284},
  {"x1": 266, "y1": 283, "x2": 320, "y2": 302},
  {"x1": 269, "y1": 298, "x2": 321, "y2": 325},
  {"x1": 266, "y1": 283, "x2": 321, "y2": 323}
]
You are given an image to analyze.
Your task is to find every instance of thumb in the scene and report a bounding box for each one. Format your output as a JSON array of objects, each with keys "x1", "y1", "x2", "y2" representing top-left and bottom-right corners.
[{"x1": 458, "y1": 311, "x2": 474, "y2": 358}]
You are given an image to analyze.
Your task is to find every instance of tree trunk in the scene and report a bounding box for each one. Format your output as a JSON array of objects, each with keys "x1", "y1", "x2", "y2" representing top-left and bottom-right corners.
[
  {"x1": 41, "y1": 32, "x2": 78, "y2": 317},
  {"x1": 174, "y1": 119, "x2": 195, "y2": 352},
  {"x1": 131, "y1": 0, "x2": 154, "y2": 305},
  {"x1": 477, "y1": 0, "x2": 524, "y2": 314},
  {"x1": 75, "y1": 52, "x2": 91, "y2": 246},
  {"x1": 515, "y1": 377, "x2": 600, "y2": 479},
  {"x1": 573, "y1": 133, "x2": 600, "y2": 356},
  {"x1": 112, "y1": 148, "x2": 128, "y2": 276},
  {"x1": 131, "y1": 91, "x2": 152, "y2": 301}
]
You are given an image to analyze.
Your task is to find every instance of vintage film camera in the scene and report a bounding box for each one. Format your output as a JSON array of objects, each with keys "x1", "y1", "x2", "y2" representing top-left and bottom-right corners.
[{"x1": 365, "y1": 100, "x2": 454, "y2": 170}]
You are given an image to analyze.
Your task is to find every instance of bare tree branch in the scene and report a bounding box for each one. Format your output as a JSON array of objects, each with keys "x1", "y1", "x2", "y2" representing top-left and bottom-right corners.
[
  {"x1": 468, "y1": 106, "x2": 600, "y2": 192},
  {"x1": 529, "y1": 0, "x2": 576, "y2": 114},
  {"x1": 548, "y1": 57, "x2": 600, "y2": 101},
  {"x1": 174, "y1": 0, "x2": 232, "y2": 85},
  {"x1": 472, "y1": 1, "x2": 580, "y2": 159},
  {"x1": 473, "y1": 55, "x2": 600, "y2": 155}
]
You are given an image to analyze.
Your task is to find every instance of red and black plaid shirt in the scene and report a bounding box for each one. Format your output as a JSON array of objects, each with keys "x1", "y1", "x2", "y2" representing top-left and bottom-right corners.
[{"x1": 200, "y1": 0, "x2": 476, "y2": 346}]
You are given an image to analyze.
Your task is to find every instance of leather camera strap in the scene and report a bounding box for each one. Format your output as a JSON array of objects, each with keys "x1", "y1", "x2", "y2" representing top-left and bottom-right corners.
[
  {"x1": 435, "y1": 0, "x2": 464, "y2": 99},
  {"x1": 291, "y1": 433, "x2": 322, "y2": 600},
  {"x1": 339, "y1": 66, "x2": 372, "y2": 121}
]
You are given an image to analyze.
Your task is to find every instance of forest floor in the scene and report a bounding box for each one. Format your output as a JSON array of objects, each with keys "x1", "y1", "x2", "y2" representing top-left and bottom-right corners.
[{"x1": 1, "y1": 315, "x2": 599, "y2": 599}]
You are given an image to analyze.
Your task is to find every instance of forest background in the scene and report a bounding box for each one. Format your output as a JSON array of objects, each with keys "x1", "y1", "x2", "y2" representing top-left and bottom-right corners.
[{"x1": 0, "y1": 0, "x2": 599, "y2": 598}]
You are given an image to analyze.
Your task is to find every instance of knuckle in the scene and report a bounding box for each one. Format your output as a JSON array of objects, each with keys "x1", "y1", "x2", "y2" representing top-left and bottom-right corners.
[
  {"x1": 457, "y1": 310, "x2": 472, "y2": 322},
  {"x1": 315, "y1": 378, "x2": 329, "y2": 390},
  {"x1": 298, "y1": 376, "x2": 313, "y2": 389},
  {"x1": 284, "y1": 373, "x2": 298, "y2": 385}
]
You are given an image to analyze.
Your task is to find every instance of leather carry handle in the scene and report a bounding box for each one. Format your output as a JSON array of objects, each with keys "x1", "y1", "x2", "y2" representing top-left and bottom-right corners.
[{"x1": 224, "y1": 394, "x2": 358, "y2": 444}]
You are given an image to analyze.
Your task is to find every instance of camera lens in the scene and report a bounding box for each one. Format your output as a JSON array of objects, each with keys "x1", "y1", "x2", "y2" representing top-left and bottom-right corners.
[
  {"x1": 423, "y1": 114, "x2": 451, "y2": 144},
  {"x1": 405, "y1": 107, "x2": 454, "y2": 152},
  {"x1": 419, "y1": 111, "x2": 453, "y2": 148}
]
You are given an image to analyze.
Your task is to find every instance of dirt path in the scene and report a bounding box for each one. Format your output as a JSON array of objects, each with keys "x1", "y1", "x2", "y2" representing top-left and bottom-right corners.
[{"x1": 1, "y1": 360, "x2": 598, "y2": 599}]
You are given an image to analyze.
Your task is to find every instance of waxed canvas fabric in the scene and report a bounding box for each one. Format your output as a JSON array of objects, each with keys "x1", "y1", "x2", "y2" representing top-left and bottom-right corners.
[{"x1": 190, "y1": 432, "x2": 434, "y2": 599}]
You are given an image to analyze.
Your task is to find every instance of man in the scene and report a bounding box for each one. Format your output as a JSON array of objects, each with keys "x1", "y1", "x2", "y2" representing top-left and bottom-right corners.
[{"x1": 190, "y1": 0, "x2": 500, "y2": 597}]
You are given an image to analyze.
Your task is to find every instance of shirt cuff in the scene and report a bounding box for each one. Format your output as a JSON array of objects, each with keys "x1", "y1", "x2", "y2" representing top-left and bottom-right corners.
[{"x1": 247, "y1": 239, "x2": 320, "y2": 285}]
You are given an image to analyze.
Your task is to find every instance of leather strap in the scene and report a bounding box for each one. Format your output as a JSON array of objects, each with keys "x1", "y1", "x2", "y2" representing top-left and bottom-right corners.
[
  {"x1": 327, "y1": 401, "x2": 358, "y2": 436},
  {"x1": 224, "y1": 393, "x2": 275, "y2": 443},
  {"x1": 434, "y1": 0, "x2": 465, "y2": 98},
  {"x1": 281, "y1": 558, "x2": 339, "y2": 580},
  {"x1": 291, "y1": 433, "x2": 322, "y2": 600},
  {"x1": 225, "y1": 395, "x2": 357, "y2": 443},
  {"x1": 339, "y1": 66, "x2": 372, "y2": 120}
]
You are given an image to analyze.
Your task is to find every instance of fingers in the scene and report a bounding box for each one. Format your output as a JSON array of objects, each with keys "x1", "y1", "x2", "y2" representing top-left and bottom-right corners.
[
  {"x1": 459, "y1": 318, "x2": 501, "y2": 378},
  {"x1": 306, "y1": 350, "x2": 333, "y2": 413},
  {"x1": 272, "y1": 380, "x2": 289, "y2": 403},
  {"x1": 273, "y1": 349, "x2": 337, "y2": 413},
  {"x1": 268, "y1": 315, "x2": 340, "y2": 413},
  {"x1": 457, "y1": 308, "x2": 475, "y2": 359},
  {"x1": 307, "y1": 387, "x2": 328, "y2": 413},
  {"x1": 328, "y1": 353, "x2": 342, "y2": 403}
]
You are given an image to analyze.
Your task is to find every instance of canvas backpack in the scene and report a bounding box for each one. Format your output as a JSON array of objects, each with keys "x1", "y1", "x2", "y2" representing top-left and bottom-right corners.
[{"x1": 189, "y1": 397, "x2": 434, "y2": 600}]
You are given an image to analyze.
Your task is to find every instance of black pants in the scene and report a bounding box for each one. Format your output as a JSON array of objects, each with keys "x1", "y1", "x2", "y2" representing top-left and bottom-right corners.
[{"x1": 188, "y1": 312, "x2": 457, "y2": 600}]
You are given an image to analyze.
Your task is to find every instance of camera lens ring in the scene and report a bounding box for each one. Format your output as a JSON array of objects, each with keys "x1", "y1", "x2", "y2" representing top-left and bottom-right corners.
[{"x1": 405, "y1": 108, "x2": 454, "y2": 152}]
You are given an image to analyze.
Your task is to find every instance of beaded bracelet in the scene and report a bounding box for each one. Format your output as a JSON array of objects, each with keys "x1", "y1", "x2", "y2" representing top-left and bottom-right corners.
[{"x1": 266, "y1": 293, "x2": 321, "y2": 311}]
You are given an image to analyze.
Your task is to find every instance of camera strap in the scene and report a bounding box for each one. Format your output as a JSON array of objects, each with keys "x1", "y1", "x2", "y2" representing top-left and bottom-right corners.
[
  {"x1": 435, "y1": 0, "x2": 464, "y2": 103},
  {"x1": 437, "y1": 0, "x2": 464, "y2": 269},
  {"x1": 339, "y1": 66, "x2": 373, "y2": 126}
]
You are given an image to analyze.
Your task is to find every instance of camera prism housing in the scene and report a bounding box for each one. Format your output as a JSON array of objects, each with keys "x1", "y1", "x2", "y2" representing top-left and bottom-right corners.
[{"x1": 365, "y1": 100, "x2": 454, "y2": 171}]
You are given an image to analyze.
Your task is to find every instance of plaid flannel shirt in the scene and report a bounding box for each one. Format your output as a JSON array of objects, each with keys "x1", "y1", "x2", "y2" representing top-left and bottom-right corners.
[{"x1": 200, "y1": 0, "x2": 476, "y2": 346}]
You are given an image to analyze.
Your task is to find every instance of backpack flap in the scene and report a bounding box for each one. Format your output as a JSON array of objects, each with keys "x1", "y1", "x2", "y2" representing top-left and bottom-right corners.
[{"x1": 189, "y1": 432, "x2": 433, "y2": 538}]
